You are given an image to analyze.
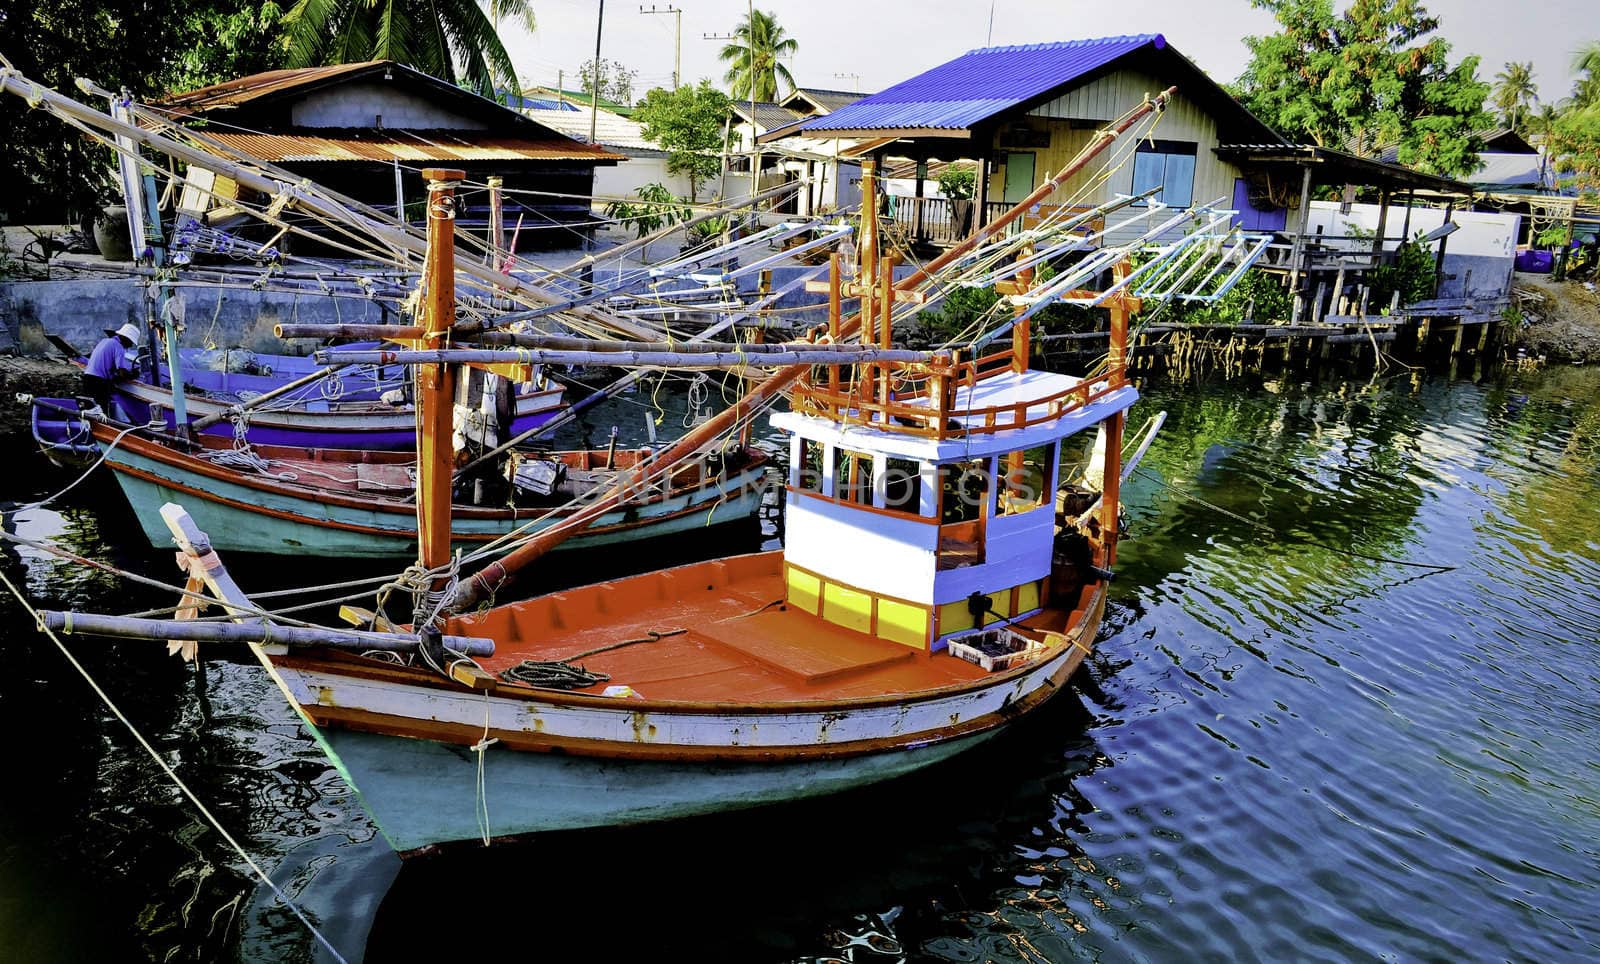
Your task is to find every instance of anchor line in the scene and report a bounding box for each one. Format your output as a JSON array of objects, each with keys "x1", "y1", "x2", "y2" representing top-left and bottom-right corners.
[{"x1": 0, "y1": 567, "x2": 350, "y2": 964}]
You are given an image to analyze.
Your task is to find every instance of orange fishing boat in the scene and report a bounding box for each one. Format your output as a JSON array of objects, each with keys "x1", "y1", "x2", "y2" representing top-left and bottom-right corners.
[{"x1": 41, "y1": 89, "x2": 1174, "y2": 855}]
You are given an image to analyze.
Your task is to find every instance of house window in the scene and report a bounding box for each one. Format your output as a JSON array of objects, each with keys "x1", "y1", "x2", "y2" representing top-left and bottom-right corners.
[{"x1": 1131, "y1": 140, "x2": 1197, "y2": 208}]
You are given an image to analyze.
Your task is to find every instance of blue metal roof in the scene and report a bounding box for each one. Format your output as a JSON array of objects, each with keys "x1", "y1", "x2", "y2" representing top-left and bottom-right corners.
[{"x1": 798, "y1": 35, "x2": 1165, "y2": 134}]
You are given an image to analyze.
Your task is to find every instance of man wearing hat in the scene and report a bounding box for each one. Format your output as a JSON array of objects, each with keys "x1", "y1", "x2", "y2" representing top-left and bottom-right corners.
[{"x1": 84, "y1": 322, "x2": 142, "y2": 414}]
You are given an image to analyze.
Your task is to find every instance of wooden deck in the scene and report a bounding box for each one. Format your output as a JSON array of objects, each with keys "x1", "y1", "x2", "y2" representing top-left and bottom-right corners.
[{"x1": 448, "y1": 552, "x2": 1030, "y2": 704}]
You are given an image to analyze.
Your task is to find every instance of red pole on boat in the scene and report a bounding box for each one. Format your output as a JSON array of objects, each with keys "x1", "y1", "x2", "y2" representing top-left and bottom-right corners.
[
  {"x1": 417, "y1": 169, "x2": 465, "y2": 584},
  {"x1": 448, "y1": 90, "x2": 1176, "y2": 613},
  {"x1": 1102, "y1": 262, "x2": 1132, "y2": 567}
]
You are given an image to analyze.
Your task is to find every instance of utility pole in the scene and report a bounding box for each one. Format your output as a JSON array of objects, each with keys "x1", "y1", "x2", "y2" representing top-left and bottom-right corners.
[
  {"x1": 590, "y1": 0, "x2": 605, "y2": 144},
  {"x1": 639, "y1": 4, "x2": 683, "y2": 90},
  {"x1": 833, "y1": 72, "x2": 861, "y2": 93}
]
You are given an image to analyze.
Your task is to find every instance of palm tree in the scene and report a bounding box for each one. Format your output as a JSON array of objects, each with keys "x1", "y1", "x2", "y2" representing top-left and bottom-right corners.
[
  {"x1": 719, "y1": 9, "x2": 798, "y2": 103},
  {"x1": 282, "y1": 0, "x2": 536, "y2": 100},
  {"x1": 1491, "y1": 61, "x2": 1538, "y2": 132},
  {"x1": 1572, "y1": 41, "x2": 1600, "y2": 111}
]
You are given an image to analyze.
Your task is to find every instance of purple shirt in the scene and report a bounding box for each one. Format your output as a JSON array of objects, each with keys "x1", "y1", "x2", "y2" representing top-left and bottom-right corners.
[{"x1": 86, "y1": 335, "x2": 133, "y2": 380}]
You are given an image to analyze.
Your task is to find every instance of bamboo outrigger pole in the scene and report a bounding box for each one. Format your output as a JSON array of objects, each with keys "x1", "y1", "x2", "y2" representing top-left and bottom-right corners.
[
  {"x1": 278, "y1": 325, "x2": 897, "y2": 355},
  {"x1": 313, "y1": 347, "x2": 949, "y2": 369},
  {"x1": 442, "y1": 88, "x2": 1178, "y2": 615}
]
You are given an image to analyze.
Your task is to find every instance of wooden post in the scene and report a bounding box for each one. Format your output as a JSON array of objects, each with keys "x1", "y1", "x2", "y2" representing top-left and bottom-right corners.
[
  {"x1": 1434, "y1": 198, "x2": 1455, "y2": 294},
  {"x1": 859, "y1": 156, "x2": 879, "y2": 414},
  {"x1": 974, "y1": 155, "x2": 992, "y2": 234},
  {"x1": 1108, "y1": 261, "x2": 1130, "y2": 379},
  {"x1": 827, "y1": 252, "x2": 842, "y2": 409},
  {"x1": 417, "y1": 168, "x2": 464, "y2": 584},
  {"x1": 1554, "y1": 201, "x2": 1577, "y2": 281},
  {"x1": 1371, "y1": 187, "x2": 1390, "y2": 267},
  {"x1": 1011, "y1": 244, "x2": 1036, "y2": 373},
  {"x1": 1286, "y1": 164, "x2": 1314, "y2": 297},
  {"x1": 1101, "y1": 410, "x2": 1123, "y2": 567},
  {"x1": 879, "y1": 251, "x2": 899, "y2": 415},
  {"x1": 912, "y1": 161, "x2": 927, "y2": 244},
  {"x1": 486, "y1": 175, "x2": 505, "y2": 271}
]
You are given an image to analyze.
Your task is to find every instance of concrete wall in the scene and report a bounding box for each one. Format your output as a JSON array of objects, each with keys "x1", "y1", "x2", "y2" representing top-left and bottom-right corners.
[
  {"x1": 290, "y1": 82, "x2": 487, "y2": 129},
  {"x1": 592, "y1": 153, "x2": 693, "y2": 205},
  {"x1": 0, "y1": 278, "x2": 389, "y2": 356},
  {"x1": 1307, "y1": 201, "x2": 1521, "y2": 301}
]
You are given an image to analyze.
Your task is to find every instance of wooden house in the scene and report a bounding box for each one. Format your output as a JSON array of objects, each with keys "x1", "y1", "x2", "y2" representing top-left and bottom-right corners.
[{"x1": 161, "y1": 61, "x2": 622, "y2": 251}]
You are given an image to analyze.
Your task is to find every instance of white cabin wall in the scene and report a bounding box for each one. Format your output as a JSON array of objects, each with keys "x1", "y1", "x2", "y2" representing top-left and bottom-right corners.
[
  {"x1": 930, "y1": 505, "x2": 1054, "y2": 605},
  {"x1": 784, "y1": 495, "x2": 939, "y2": 604}
]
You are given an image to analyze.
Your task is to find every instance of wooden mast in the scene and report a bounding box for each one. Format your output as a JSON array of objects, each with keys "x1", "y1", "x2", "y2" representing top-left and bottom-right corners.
[
  {"x1": 417, "y1": 168, "x2": 464, "y2": 585},
  {"x1": 446, "y1": 89, "x2": 1178, "y2": 613},
  {"x1": 1101, "y1": 262, "x2": 1131, "y2": 568}
]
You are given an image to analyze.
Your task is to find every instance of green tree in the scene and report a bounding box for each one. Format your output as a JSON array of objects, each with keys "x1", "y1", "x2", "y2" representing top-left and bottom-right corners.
[
  {"x1": 281, "y1": 0, "x2": 535, "y2": 99},
  {"x1": 718, "y1": 9, "x2": 797, "y2": 102},
  {"x1": 578, "y1": 58, "x2": 639, "y2": 106},
  {"x1": 1546, "y1": 41, "x2": 1600, "y2": 193},
  {"x1": 1491, "y1": 61, "x2": 1538, "y2": 133},
  {"x1": 633, "y1": 81, "x2": 732, "y2": 202},
  {"x1": 1234, "y1": 0, "x2": 1493, "y2": 178},
  {"x1": 0, "y1": 0, "x2": 288, "y2": 225}
]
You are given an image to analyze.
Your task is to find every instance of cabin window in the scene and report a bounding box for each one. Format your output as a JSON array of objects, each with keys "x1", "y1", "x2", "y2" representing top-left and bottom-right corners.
[
  {"x1": 796, "y1": 439, "x2": 826, "y2": 492},
  {"x1": 834, "y1": 449, "x2": 875, "y2": 505},
  {"x1": 1131, "y1": 140, "x2": 1197, "y2": 208},
  {"x1": 940, "y1": 459, "x2": 990, "y2": 523},
  {"x1": 999, "y1": 444, "x2": 1055, "y2": 515},
  {"x1": 883, "y1": 457, "x2": 923, "y2": 515},
  {"x1": 938, "y1": 459, "x2": 990, "y2": 570}
]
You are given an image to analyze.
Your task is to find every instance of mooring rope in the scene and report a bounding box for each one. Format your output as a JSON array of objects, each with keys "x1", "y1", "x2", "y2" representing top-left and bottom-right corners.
[
  {"x1": 10, "y1": 422, "x2": 140, "y2": 511},
  {"x1": 0, "y1": 567, "x2": 350, "y2": 963}
]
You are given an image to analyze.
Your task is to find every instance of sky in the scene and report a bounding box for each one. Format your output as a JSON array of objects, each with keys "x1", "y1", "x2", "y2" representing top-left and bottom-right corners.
[{"x1": 503, "y1": 0, "x2": 1592, "y2": 106}]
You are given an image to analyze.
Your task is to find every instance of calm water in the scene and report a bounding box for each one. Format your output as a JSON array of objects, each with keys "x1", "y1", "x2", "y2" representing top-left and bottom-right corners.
[{"x1": 2, "y1": 363, "x2": 1598, "y2": 962}]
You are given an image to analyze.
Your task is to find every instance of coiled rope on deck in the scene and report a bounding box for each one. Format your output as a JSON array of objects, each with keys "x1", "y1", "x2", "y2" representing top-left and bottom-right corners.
[{"x1": 497, "y1": 628, "x2": 688, "y2": 689}]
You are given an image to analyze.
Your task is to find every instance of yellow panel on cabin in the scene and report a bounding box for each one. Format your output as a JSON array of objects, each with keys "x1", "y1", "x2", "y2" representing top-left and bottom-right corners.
[
  {"x1": 786, "y1": 566, "x2": 820, "y2": 615},
  {"x1": 989, "y1": 590, "x2": 1012, "y2": 619},
  {"x1": 876, "y1": 598, "x2": 928, "y2": 649},
  {"x1": 939, "y1": 600, "x2": 975, "y2": 636},
  {"x1": 822, "y1": 582, "x2": 873, "y2": 634},
  {"x1": 1017, "y1": 580, "x2": 1041, "y2": 615}
]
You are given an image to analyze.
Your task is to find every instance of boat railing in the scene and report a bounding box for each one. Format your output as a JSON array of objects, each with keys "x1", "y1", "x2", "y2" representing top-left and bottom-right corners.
[{"x1": 792, "y1": 350, "x2": 1127, "y2": 440}]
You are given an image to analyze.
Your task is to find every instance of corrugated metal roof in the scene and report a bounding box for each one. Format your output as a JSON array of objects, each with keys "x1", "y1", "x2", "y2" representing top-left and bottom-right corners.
[
  {"x1": 784, "y1": 88, "x2": 869, "y2": 114},
  {"x1": 798, "y1": 35, "x2": 1163, "y2": 134},
  {"x1": 202, "y1": 128, "x2": 623, "y2": 163},
  {"x1": 731, "y1": 101, "x2": 806, "y2": 131},
  {"x1": 161, "y1": 62, "x2": 388, "y2": 113},
  {"x1": 522, "y1": 106, "x2": 662, "y2": 154}
]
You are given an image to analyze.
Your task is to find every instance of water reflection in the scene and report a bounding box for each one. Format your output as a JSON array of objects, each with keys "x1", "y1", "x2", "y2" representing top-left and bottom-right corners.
[{"x1": 2, "y1": 367, "x2": 1599, "y2": 962}]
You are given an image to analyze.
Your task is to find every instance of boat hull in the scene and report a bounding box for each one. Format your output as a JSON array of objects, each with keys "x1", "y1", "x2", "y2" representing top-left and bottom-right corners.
[
  {"x1": 97, "y1": 431, "x2": 769, "y2": 557},
  {"x1": 261, "y1": 566, "x2": 1104, "y2": 853},
  {"x1": 319, "y1": 724, "x2": 995, "y2": 854}
]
